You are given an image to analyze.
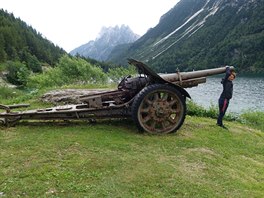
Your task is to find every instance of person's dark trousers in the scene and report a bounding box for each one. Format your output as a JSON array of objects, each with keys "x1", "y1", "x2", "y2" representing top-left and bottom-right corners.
[{"x1": 217, "y1": 98, "x2": 229, "y2": 126}]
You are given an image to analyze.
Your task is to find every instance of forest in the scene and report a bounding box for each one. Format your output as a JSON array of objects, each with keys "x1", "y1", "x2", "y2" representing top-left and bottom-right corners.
[{"x1": 0, "y1": 9, "x2": 65, "y2": 66}]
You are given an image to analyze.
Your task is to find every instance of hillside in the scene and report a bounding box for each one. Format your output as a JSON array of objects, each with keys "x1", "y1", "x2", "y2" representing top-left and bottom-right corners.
[
  {"x1": 70, "y1": 25, "x2": 139, "y2": 61},
  {"x1": 108, "y1": 0, "x2": 264, "y2": 74},
  {"x1": 0, "y1": 9, "x2": 66, "y2": 69}
]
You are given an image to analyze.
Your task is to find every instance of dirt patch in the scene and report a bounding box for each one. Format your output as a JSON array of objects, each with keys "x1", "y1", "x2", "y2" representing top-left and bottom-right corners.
[{"x1": 186, "y1": 147, "x2": 217, "y2": 156}]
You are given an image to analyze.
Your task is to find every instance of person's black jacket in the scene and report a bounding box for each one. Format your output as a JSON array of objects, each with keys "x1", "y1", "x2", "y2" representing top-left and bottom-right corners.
[{"x1": 220, "y1": 67, "x2": 233, "y2": 100}]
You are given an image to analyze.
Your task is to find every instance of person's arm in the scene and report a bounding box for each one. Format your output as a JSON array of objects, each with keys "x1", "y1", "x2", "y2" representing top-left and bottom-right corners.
[{"x1": 224, "y1": 66, "x2": 231, "y2": 80}]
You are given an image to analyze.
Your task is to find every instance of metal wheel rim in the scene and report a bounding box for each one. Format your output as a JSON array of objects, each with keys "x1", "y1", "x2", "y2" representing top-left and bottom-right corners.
[{"x1": 137, "y1": 89, "x2": 184, "y2": 134}]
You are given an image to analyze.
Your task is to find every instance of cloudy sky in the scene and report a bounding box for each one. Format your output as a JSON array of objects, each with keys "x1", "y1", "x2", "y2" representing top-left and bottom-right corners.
[{"x1": 1, "y1": 0, "x2": 179, "y2": 52}]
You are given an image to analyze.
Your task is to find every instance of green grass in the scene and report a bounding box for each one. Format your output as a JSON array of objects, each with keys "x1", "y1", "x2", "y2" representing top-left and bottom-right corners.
[{"x1": 1, "y1": 117, "x2": 263, "y2": 197}]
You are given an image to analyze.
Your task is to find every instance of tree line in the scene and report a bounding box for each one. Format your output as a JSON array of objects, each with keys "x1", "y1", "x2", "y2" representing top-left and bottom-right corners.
[{"x1": 0, "y1": 9, "x2": 65, "y2": 65}]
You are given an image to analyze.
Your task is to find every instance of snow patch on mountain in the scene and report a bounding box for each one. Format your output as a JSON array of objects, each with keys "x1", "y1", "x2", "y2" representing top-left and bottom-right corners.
[
  {"x1": 152, "y1": 0, "x2": 221, "y2": 59},
  {"x1": 154, "y1": 0, "x2": 211, "y2": 47}
]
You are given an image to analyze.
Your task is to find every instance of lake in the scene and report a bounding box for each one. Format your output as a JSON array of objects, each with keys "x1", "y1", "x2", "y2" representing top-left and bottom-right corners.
[{"x1": 186, "y1": 76, "x2": 264, "y2": 114}]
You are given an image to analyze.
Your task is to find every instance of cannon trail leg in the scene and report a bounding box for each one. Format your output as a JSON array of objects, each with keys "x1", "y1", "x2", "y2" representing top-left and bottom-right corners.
[{"x1": 132, "y1": 84, "x2": 186, "y2": 134}]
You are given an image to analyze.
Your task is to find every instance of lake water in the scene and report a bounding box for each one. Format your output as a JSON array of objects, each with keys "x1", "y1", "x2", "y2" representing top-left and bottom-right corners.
[{"x1": 186, "y1": 76, "x2": 264, "y2": 114}]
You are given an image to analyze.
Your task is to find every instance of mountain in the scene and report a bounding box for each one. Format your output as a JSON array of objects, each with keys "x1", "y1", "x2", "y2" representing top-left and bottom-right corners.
[
  {"x1": 70, "y1": 25, "x2": 139, "y2": 61},
  {"x1": 107, "y1": 0, "x2": 264, "y2": 74},
  {"x1": 0, "y1": 9, "x2": 65, "y2": 67}
]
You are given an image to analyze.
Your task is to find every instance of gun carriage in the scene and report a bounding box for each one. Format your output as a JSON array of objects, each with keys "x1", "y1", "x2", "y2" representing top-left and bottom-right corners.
[{"x1": 0, "y1": 59, "x2": 232, "y2": 134}]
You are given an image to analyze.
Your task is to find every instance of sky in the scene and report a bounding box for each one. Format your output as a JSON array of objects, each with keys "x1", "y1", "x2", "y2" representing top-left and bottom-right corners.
[{"x1": 1, "y1": 0, "x2": 179, "y2": 52}]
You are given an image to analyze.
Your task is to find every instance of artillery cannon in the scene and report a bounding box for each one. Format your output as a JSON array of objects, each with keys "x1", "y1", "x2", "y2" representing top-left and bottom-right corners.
[{"x1": 0, "y1": 59, "x2": 232, "y2": 134}]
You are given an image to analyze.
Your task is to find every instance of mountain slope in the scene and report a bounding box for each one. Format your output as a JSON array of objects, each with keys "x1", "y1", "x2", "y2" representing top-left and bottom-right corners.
[
  {"x1": 108, "y1": 0, "x2": 264, "y2": 74},
  {"x1": 70, "y1": 25, "x2": 139, "y2": 61},
  {"x1": 0, "y1": 9, "x2": 65, "y2": 66}
]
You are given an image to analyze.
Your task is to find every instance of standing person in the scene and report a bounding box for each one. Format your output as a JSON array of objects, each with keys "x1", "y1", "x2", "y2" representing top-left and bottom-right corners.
[{"x1": 217, "y1": 66, "x2": 236, "y2": 129}]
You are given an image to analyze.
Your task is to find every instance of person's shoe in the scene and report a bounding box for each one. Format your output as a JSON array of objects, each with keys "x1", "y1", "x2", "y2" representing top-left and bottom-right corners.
[
  {"x1": 221, "y1": 125, "x2": 228, "y2": 130},
  {"x1": 217, "y1": 124, "x2": 228, "y2": 130}
]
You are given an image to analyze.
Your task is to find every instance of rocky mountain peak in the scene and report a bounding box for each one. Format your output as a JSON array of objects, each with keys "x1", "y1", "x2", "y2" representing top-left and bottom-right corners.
[{"x1": 70, "y1": 25, "x2": 139, "y2": 61}]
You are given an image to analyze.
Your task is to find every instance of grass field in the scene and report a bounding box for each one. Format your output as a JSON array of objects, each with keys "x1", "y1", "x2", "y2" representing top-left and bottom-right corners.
[{"x1": 1, "y1": 116, "x2": 263, "y2": 197}]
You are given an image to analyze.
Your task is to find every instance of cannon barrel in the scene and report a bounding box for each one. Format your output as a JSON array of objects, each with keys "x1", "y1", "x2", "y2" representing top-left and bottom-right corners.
[{"x1": 160, "y1": 66, "x2": 234, "y2": 88}]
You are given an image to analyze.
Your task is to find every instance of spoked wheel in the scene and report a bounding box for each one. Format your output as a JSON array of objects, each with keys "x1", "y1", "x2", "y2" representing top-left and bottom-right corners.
[{"x1": 132, "y1": 84, "x2": 186, "y2": 134}]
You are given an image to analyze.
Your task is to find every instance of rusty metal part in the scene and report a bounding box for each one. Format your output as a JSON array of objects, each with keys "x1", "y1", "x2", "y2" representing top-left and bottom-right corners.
[{"x1": 0, "y1": 103, "x2": 131, "y2": 121}]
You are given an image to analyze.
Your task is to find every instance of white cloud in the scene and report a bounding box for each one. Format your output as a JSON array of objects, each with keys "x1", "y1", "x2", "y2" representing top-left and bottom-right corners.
[{"x1": 0, "y1": 0, "x2": 179, "y2": 52}]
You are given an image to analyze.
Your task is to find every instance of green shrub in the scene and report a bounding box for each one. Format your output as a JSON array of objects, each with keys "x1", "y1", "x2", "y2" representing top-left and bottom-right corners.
[
  {"x1": 240, "y1": 111, "x2": 264, "y2": 131},
  {"x1": 28, "y1": 67, "x2": 65, "y2": 89},
  {"x1": 108, "y1": 65, "x2": 136, "y2": 83},
  {"x1": 0, "y1": 86, "x2": 22, "y2": 100},
  {"x1": 186, "y1": 100, "x2": 237, "y2": 121},
  {"x1": 5, "y1": 61, "x2": 30, "y2": 86},
  {"x1": 57, "y1": 55, "x2": 107, "y2": 84},
  {"x1": 187, "y1": 100, "x2": 208, "y2": 117},
  {"x1": 0, "y1": 63, "x2": 5, "y2": 72},
  {"x1": 28, "y1": 55, "x2": 107, "y2": 89}
]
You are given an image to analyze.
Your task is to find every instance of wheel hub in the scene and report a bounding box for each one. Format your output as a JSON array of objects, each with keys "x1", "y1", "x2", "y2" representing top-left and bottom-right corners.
[{"x1": 151, "y1": 100, "x2": 170, "y2": 121}]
